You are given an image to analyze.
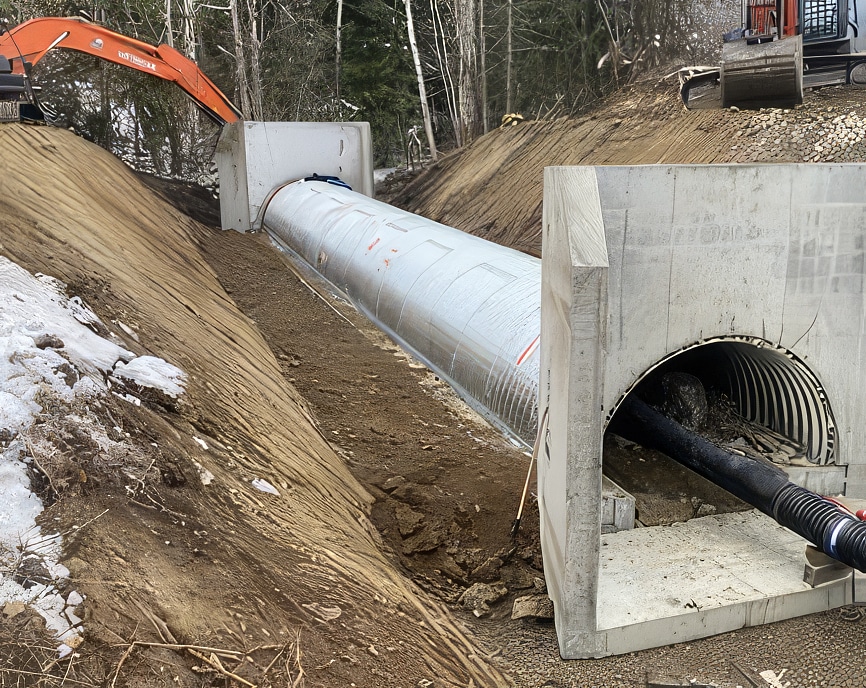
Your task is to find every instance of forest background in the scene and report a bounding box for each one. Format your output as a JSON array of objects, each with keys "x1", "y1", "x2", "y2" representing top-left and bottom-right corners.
[{"x1": 1, "y1": 0, "x2": 709, "y2": 178}]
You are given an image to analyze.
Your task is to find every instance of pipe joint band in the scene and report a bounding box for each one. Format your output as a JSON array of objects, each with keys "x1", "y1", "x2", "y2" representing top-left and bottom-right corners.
[{"x1": 824, "y1": 518, "x2": 852, "y2": 559}]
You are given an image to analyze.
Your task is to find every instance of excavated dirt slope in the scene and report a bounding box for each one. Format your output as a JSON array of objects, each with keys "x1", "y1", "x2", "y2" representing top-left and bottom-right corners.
[
  {"x1": 387, "y1": 81, "x2": 866, "y2": 256},
  {"x1": 0, "y1": 122, "x2": 507, "y2": 687}
]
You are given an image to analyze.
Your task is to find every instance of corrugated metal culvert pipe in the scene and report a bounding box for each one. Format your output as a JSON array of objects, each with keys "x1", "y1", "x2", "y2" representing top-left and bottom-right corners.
[
  {"x1": 606, "y1": 335, "x2": 837, "y2": 465},
  {"x1": 262, "y1": 179, "x2": 866, "y2": 570},
  {"x1": 262, "y1": 179, "x2": 541, "y2": 444}
]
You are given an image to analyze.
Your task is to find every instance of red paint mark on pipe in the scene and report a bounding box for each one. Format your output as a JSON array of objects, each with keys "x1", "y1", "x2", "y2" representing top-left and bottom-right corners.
[
  {"x1": 368, "y1": 237, "x2": 380, "y2": 251},
  {"x1": 516, "y1": 335, "x2": 540, "y2": 366}
]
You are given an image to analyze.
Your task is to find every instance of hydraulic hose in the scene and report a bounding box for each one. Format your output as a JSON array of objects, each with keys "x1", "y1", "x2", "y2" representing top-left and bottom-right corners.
[{"x1": 613, "y1": 395, "x2": 866, "y2": 573}]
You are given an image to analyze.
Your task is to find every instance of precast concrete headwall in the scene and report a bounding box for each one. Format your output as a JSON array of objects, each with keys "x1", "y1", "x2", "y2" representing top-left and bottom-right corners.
[
  {"x1": 540, "y1": 164, "x2": 866, "y2": 658},
  {"x1": 216, "y1": 121, "x2": 374, "y2": 232}
]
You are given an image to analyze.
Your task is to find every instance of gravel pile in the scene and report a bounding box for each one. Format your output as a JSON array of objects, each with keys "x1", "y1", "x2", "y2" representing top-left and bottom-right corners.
[
  {"x1": 686, "y1": 0, "x2": 741, "y2": 63},
  {"x1": 729, "y1": 99, "x2": 866, "y2": 163}
]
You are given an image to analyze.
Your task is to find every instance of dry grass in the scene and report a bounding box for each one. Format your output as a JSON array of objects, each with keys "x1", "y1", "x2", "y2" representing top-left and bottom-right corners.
[
  {"x1": 108, "y1": 632, "x2": 306, "y2": 687},
  {"x1": 0, "y1": 609, "x2": 95, "y2": 687},
  {"x1": 0, "y1": 614, "x2": 307, "y2": 688}
]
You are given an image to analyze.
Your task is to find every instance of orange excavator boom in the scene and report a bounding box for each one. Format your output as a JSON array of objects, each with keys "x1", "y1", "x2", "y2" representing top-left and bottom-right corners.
[{"x1": 0, "y1": 17, "x2": 242, "y2": 125}]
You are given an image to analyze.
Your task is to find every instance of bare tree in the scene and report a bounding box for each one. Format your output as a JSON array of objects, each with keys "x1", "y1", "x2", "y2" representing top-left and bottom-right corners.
[
  {"x1": 245, "y1": 0, "x2": 263, "y2": 120},
  {"x1": 505, "y1": 0, "x2": 513, "y2": 114},
  {"x1": 404, "y1": 0, "x2": 438, "y2": 161},
  {"x1": 479, "y1": 0, "x2": 487, "y2": 133},
  {"x1": 163, "y1": 0, "x2": 198, "y2": 57},
  {"x1": 335, "y1": 0, "x2": 343, "y2": 101},
  {"x1": 230, "y1": 0, "x2": 251, "y2": 116},
  {"x1": 165, "y1": 0, "x2": 175, "y2": 47},
  {"x1": 228, "y1": 0, "x2": 263, "y2": 120},
  {"x1": 455, "y1": 0, "x2": 480, "y2": 143},
  {"x1": 429, "y1": 0, "x2": 459, "y2": 143},
  {"x1": 180, "y1": 0, "x2": 198, "y2": 60}
]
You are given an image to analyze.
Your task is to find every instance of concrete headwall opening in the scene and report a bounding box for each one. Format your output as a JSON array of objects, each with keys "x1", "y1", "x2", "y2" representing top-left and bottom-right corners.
[
  {"x1": 540, "y1": 164, "x2": 866, "y2": 658},
  {"x1": 609, "y1": 336, "x2": 840, "y2": 490}
]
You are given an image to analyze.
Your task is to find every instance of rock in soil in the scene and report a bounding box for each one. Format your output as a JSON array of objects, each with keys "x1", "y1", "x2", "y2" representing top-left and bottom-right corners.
[
  {"x1": 459, "y1": 582, "x2": 508, "y2": 618},
  {"x1": 511, "y1": 594, "x2": 555, "y2": 620}
]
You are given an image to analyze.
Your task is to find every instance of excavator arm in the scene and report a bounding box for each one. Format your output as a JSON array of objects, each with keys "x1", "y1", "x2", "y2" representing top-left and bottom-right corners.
[{"x1": 0, "y1": 17, "x2": 242, "y2": 125}]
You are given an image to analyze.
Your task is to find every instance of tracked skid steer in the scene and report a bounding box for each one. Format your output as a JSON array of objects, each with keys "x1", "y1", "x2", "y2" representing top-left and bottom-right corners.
[{"x1": 681, "y1": 0, "x2": 866, "y2": 109}]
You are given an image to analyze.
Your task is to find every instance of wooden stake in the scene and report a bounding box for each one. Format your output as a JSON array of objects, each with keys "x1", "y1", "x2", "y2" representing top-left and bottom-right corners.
[{"x1": 511, "y1": 407, "x2": 549, "y2": 540}]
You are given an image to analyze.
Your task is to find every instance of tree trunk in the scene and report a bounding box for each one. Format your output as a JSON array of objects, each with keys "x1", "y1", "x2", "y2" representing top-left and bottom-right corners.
[
  {"x1": 230, "y1": 0, "x2": 252, "y2": 118},
  {"x1": 180, "y1": 0, "x2": 200, "y2": 171},
  {"x1": 247, "y1": 0, "x2": 264, "y2": 121},
  {"x1": 506, "y1": 0, "x2": 513, "y2": 114},
  {"x1": 480, "y1": 0, "x2": 487, "y2": 134},
  {"x1": 182, "y1": 0, "x2": 198, "y2": 60},
  {"x1": 336, "y1": 0, "x2": 343, "y2": 102},
  {"x1": 455, "y1": 0, "x2": 479, "y2": 144},
  {"x1": 404, "y1": 0, "x2": 438, "y2": 162},
  {"x1": 166, "y1": 0, "x2": 175, "y2": 48},
  {"x1": 430, "y1": 0, "x2": 459, "y2": 146}
]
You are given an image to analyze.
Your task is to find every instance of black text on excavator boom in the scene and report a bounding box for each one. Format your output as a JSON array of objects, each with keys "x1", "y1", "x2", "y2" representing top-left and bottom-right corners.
[{"x1": 0, "y1": 17, "x2": 241, "y2": 125}]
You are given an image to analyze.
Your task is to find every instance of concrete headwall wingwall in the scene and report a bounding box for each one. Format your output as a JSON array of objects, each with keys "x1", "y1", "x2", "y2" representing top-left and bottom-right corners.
[
  {"x1": 216, "y1": 121, "x2": 374, "y2": 232},
  {"x1": 540, "y1": 164, "x2": 866, "y2": 658}
]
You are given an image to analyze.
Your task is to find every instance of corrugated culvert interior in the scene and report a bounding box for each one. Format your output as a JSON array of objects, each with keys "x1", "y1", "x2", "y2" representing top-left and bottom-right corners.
[{"x1": 603, "y1": 337, "x2": 837, "y2": 527}]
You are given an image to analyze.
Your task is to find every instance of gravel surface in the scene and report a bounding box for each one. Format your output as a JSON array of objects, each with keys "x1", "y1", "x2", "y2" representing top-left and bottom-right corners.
[{"x1": 470, "y1": 604, "x2": 866, "y2": 687}]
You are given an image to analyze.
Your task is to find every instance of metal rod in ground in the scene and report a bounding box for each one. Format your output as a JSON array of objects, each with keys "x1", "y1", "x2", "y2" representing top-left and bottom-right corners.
[{"x1": 511, "y1": 407, "x2": 549, "y2": 540}]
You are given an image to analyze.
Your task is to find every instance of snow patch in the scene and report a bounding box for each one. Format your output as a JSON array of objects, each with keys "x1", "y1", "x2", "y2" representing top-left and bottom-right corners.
[
  {"x1": 113, "y1": 319, "x2": 140, "y2": 342},
  {"x1": 0, "y1": 256, "x2": 188, "y2": 654},
  {"x1": 112, "y1": 355, "x2": 186, "y2": 398}
]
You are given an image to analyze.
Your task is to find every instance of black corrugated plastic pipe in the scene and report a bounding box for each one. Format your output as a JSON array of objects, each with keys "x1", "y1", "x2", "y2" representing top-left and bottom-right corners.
[{"x1": 613, "y1": 395, "x2": 866, "y2": 573}]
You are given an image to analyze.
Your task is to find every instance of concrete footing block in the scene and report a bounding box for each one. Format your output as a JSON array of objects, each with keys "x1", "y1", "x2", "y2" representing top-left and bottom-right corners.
[{"x1": 803, "y1": 545, "x2": 852, "y2": 587}]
